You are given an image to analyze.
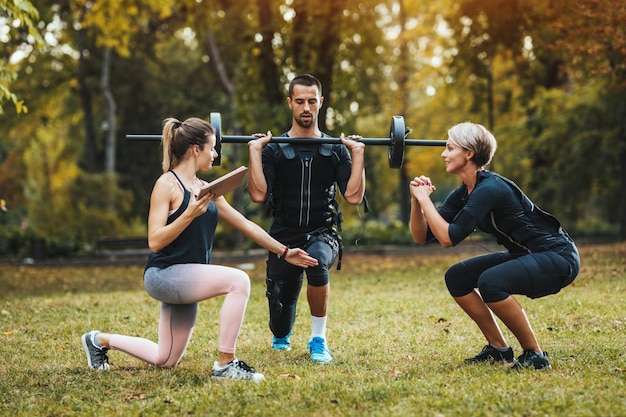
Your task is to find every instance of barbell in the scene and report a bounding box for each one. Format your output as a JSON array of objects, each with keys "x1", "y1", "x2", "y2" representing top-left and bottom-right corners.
[{"x1": 125, "y1": 112, "x2": 447, "y2": 168}]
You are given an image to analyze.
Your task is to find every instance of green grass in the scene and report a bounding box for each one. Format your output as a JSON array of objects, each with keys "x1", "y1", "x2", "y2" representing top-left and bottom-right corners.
[{"x1": 0, "y1": 243, "x2": 625, "y2": 416}]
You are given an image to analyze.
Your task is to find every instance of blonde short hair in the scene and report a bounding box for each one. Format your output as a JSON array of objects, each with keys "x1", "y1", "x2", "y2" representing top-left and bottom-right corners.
[{"x1": 447, "y1": 122, "x2": 497, "y2": 167}]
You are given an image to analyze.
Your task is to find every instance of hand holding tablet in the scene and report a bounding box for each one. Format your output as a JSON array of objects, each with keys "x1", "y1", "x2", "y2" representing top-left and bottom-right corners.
[{"x1": 197, "y1": 166, "x2": 248, "y2": 199}]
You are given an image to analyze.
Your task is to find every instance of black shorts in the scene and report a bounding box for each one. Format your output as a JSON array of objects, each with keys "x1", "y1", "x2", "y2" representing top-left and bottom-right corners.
[{"x1": 444, "y1": 244, "x2": 580, "y2": 302}]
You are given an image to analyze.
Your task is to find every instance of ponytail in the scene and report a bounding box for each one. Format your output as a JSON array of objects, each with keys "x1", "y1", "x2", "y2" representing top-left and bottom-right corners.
[
  {"x1": 160, "y1": 117, "x2": 216, "y2": 172},
  {"x1": 161, "y1": 118, "x2": 182, "y2": 172}
]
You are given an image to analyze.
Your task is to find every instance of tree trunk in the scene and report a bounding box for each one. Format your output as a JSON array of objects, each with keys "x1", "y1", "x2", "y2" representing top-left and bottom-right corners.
[
  {"x1": 205, "y1": 30, "x2": 244, "y2": 248},
  {"x1": 313, "y1": 1, "x2": 343, "y2": 133},
  {"x1": 291, "y1": 0, "x2": 344, "y2": 132},
  {"x1": 618, "y1": 114, "x2": 626, "y2": 241},
  {"x1": 102, "y1": 47, "x2": 116, "y2": 174},
  {"x1": 101, "y1": 46, "x2": 117, "y2": 213},
  {"x1": 206, "y1": 31, "x2": 235, "y2": 97},
  {"x1": 256, "y1": 0, "x2": 283, "y2": 106},
  {"x1": 77, "y1": 27, "x2": 97, "y2": 172}
]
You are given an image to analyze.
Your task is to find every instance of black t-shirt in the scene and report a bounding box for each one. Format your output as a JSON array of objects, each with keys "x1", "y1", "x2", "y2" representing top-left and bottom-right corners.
[{"x1": 431, "y1": 170, "x2": 571, "y2": 253}]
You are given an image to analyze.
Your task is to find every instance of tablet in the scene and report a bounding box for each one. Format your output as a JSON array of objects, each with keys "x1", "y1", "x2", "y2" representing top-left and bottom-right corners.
[{"x1": 197, "y1": 166, "x2": 248, "y2": 199}]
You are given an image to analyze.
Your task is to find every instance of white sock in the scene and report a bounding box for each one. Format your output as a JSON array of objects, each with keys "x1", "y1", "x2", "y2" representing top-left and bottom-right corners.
[
  {"x1": 91, "y1": 332, "x2": 104, "y2": 349},
  {"x1": 490, "y1": 344, "x2": 510, "y2": 352},
  {"x1": 311, "y1": 315, "x2": 327, "y2": 340}
]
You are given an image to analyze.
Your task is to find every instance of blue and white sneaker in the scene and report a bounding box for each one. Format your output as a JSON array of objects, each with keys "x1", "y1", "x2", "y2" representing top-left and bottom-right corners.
[
  {"x1": 307, "y1": 337, "x2": 332, "y2": 363},
  {"x1": 272, "y1": 332, "x2": 292, "y2": 351},
  {"x1": 81, "y1": 330, "x2": 110, "y2": 371}
]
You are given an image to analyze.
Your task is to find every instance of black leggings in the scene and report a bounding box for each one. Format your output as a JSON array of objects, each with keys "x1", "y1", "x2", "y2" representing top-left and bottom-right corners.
[{"x1": 445, "y1": 247, "x2": 579, "y2": 303}]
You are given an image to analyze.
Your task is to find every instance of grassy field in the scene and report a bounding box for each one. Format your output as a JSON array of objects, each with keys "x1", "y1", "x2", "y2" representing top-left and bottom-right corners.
[{"x1": 0, "y1": 242, "x2": 624, "y2": 416}]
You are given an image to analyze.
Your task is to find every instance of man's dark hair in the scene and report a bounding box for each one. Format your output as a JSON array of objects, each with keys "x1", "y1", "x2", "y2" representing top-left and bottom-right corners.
[{"x1": 288, "y1": 74, "x2": 322, "y2": 97}]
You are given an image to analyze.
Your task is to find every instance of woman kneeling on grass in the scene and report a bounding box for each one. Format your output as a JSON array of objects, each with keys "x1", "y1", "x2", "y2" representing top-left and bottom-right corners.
[
  {"x1": 81, "y1": 117, "x2": 318, "y2": 381},
  {"x1": 409, "y1": 122, "x2": 580, "y2": 370}
]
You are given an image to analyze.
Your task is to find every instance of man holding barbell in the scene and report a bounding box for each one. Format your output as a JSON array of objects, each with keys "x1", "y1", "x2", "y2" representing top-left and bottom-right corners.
[{"x1": 247, "y1": 74, "x2": 366, "y2": 363}]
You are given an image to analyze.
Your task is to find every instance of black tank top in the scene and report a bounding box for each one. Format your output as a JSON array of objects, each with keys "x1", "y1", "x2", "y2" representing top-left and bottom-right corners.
[{"x1": 145, "y1": 171, "x2": 218, "y2": 270}]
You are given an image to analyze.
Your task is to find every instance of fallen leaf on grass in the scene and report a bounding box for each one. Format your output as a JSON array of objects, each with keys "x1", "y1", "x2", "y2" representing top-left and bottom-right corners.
[
  {"x1": 390, "y1": 370, "x2": 402, "y2": 379},
  {"x1": 279, "y1": 373, "x2": 301, "y2": 380},
  {"x1": 615, "y1": 368, "x2": 625, "y2": 373},
  {"x1": 125, "y1": 393, "x2": 146, "y2": 401}
]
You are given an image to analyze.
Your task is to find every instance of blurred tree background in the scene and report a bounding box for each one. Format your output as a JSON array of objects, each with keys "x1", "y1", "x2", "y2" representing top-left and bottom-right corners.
[{"x1": 1, "y1": 0, "x2": 624, "y2": 259}]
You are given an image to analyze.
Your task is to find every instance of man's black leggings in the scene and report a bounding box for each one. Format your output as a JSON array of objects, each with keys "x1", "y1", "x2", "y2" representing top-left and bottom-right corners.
[{"x1": 265, "y1": 230, "x2": 339, "y2": 338}]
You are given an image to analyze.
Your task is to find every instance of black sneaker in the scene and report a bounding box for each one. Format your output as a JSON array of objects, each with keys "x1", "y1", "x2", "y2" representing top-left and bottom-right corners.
[
  {"x1": 465, "y1": 344, "x2": 515, "y2": 364},
  {"x1": 510, "y1": 350, "x2": 551, "y2": 370},
  {"x1": 81, "y1": 330, "x2": 110, "y2": 371}
]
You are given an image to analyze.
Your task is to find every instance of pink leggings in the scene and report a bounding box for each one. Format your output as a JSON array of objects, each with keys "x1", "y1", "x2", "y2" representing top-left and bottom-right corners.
[{"x1": 108, "y1": 264, "x2": 250, "y2": 368}]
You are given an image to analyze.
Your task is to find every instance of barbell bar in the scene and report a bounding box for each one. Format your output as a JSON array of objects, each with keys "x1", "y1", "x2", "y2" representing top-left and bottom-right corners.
[{"x1": 125, "y1": 112, "x2": 447, "y2": 169}]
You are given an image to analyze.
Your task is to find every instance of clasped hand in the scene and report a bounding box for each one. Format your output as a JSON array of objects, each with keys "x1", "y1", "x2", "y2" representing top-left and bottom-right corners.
[{"x1": 409, "y1": 175, "x2": 436, "y2": 200}]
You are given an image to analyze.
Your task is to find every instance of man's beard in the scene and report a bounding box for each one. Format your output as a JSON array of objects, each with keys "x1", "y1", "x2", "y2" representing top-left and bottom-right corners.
[{"x1": 295, "y1": 112, "x2": 314, "y2": 128}]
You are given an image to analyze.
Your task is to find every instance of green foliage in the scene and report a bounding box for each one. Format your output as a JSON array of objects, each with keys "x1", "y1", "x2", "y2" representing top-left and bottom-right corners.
[
  {"x1": 0, "y1": 71, "x2": 28, "y2": 114},
  {"x1": 0, "y1": 205, "x2": 33, "y2": 259},
  {"x1": 1, "y1": 0, "x2": 626, "y2": 262},
  {"x1": 551, "y1": 0, "x2": 626, "y2": 81},
  {"x1": 80, "y1": 0, "x2": 177, "y2": 57},
  {"x1": 498, "y1": 81, "x2": 621, "y2": 234},
  {"x1": 15, "y1": 99, "x2": 139, "y2": 250},
  {"x1": 0, "y1": 170, "x2": 140, "y2": 259},
  {"x1": 0, "y1": 0, "x2": 44, "y2": 114},
  {"x1": 341, "y1": 220, "x2": 414, "y2": 247},
  {"x1": 0, "y1": 243, "x2": 624, "y2": 416}
]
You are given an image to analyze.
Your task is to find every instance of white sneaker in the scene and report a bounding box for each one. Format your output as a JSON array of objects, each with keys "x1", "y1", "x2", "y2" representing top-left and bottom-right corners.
[{"x1": 211, "y1": 359, "x2": 264, "y2": 382}]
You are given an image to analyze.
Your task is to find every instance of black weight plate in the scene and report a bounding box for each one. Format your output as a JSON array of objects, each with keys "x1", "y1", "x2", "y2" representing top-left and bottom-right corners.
[{"x1": 388, "y1": 115, "x2": 405, "y2": 168}]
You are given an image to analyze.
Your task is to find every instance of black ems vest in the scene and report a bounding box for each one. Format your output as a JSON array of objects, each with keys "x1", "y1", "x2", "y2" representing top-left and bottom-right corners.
[{"x1": 268, "y1": 142, "x2": 343, "y2": 229}]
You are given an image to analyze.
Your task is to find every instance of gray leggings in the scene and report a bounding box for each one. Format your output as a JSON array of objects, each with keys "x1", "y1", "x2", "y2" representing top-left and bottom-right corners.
[{"x1": 108, "y1": 264, "x2": 250, "y2": 368}]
